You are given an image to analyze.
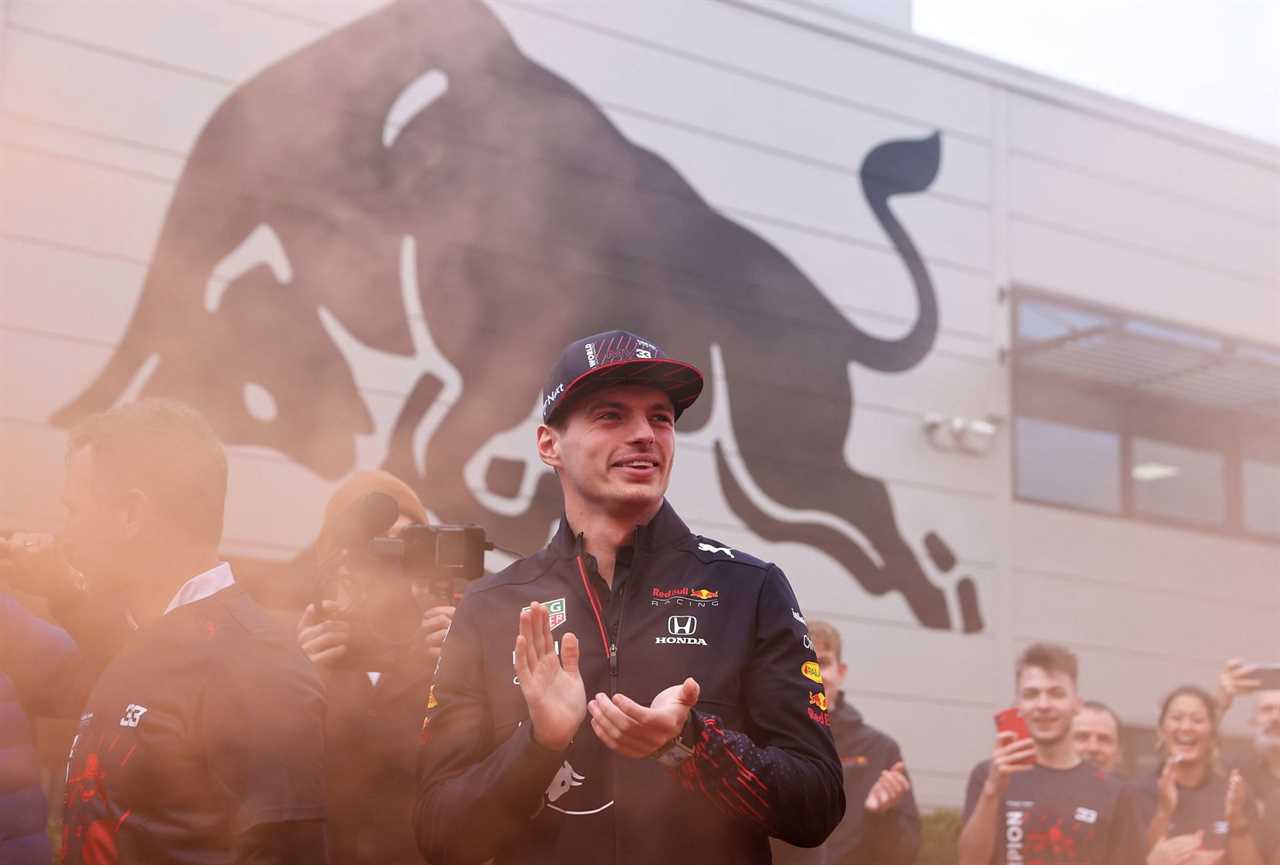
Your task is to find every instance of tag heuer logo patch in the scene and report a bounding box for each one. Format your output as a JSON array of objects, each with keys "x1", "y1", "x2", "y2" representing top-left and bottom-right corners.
[{"x1": 522, "y1": 597, "x2": 568, "y2": 631}]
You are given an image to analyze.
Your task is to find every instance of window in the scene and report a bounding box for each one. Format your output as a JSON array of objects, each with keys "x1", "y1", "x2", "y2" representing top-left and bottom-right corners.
[
  {"x1": 1131, "y1": 438, "x2": 1225, "y2": 526},
  {"x1": 1010, "y1": 289, "x2": 1280, "y2": 543},
  {"x1": 1015, "y1": 418, "x2": 1121, "y2": 513}
]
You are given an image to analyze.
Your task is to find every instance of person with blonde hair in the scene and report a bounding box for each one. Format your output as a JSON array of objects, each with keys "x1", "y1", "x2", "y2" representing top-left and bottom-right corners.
[{"x1": 771, "y1": 619, "x2": 920, "y2": 865}]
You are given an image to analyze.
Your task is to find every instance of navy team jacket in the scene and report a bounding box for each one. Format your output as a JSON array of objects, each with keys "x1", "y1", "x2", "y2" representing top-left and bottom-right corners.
[{"x1": 414, "y1": 501, "x2": 844, "y2": 865}]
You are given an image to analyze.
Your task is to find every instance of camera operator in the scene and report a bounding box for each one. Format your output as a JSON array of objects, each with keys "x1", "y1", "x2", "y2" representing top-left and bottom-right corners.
[
  {"x1": 414, "y1": 330, "x2": 843, "y2": 865},
  {"x1": 53, "y1": 399, "x2": 327, "y2": 865},
  {"x1": 296, "y1": 470, "x2": 454, "y2": 865}
]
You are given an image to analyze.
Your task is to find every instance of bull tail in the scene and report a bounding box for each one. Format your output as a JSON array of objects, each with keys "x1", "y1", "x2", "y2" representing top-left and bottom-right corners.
[{"x1": 848, "y1": 131, "x2": 942, "y2": 373}]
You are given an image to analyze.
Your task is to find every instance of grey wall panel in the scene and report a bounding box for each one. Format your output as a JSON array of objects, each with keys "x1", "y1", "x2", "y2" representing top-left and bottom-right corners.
[
  {"x1": 7, "y1": 0, "x2": 333, "y2": 82},
  {"x1": 1012, "y1": 568, "x2": 1277, "y2": 667},
  {"x1": 729, "y1": 213, "x2": 998, "y2": 353},
  {"x1": 1007, "y1": 219, "x2": 1278, "y2": 345},
  {"x1": 1009, "y1": 154, "x2": 1278, "y2": 283},
  {"x1": 603, "y1": 111, "x2": 991, "y2": 272},
  {"x1": 3, "y1": 148, "x2": 170, "y2": 263},
  {"x1": 1012, "y1": 503, "x2": 1280, "y2": 608},
  {"x1": 0, "y1": 113, "x2": 187, "y2": 181},
  {"x1": 1, "y1": 28, "x2": 232, "y2": 154},
  {"x1": 1, "y1": 237, "x2": 144, "y2": 345},
  {"x1": 1007, "y1": 92, "x2": 1280, "y2": 223},
  {"x1": 491, "y1": 2, "x2": 993, "y2": 206},
  {"x1": 491, "y1": 0, "x2": 997, "y2": 139}
]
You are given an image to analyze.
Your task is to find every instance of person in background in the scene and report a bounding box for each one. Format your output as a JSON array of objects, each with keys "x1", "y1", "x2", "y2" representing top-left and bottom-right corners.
[
  {"x1": 55, "y1": 399, "x2": 327, "y2": 865},
  {"x1": 1122, "y1": 685, "x2": 1266, "y2": 865},
  {"x1": 0, "y1": 591, "x2": 81, "y2": 865},
  {"x1": 771, "y1": 619, "x2": 920, "y2": 865},
  {"x1": 296, "y1": 470, "x2": 454, "y2": 865},
  {"x1": 958, "y1": 642, "x2": 1138, "y2": 865},
  {"x1": 1216, "y1": 658, "x2": 1280, "y2": 809},
  {"x1": 1074, "y1": 700, "x2": 1126, "y2": 776}
]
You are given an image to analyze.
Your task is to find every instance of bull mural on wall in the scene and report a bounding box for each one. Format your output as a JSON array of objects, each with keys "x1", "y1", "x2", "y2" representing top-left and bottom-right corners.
[{"x1": 53, "y1": 0, "x2": 983, "y2": 633}]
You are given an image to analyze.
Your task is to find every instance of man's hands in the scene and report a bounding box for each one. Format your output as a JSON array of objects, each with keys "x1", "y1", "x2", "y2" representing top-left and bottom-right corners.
[
  {"x1": 982, "y1": 731, "x2": 1035, "y2": 798},
  {"x1": 588, "y1": 678, "x2": 701, "y2": 759},
  {"x1": 865, "y1": 760, "x2": 911, "y2": 813},
  {"x1": 0, "y1": 532, "x2": 79, "y2": 598},
  {"x1": 516, "y1": 601, "x2": 585, "y2": 752},
  {"x1": 298, "y1": 602, "x2": 351, "y2": 667},
  {"x1": 417, "y1": 605, "x2": 455, "y2": 665},
  {"x1": 1148, "y1": 833, "x2": 1224, "y2": 865},
  {"x1": 1217, "y1": 658, "x2": 1261, "y2": 715}
]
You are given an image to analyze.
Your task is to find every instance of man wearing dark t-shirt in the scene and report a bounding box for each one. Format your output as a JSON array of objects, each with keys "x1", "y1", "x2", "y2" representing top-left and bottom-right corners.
[
  {"x1": 56, "y1": 400, "x2": 327, "y2": 865},
  {"x1": 958, "y1": 643, "x2": 1138, "y2": 865}
]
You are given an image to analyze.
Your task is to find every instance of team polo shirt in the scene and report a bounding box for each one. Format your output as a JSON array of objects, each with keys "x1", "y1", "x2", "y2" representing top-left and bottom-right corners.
[
  {"x1": 61, "y1": 565, "x2": 326, "y2": 865},
  {"x1": 1124, "y1": 768, "x2": 1271, "y2": 863},
  {"x1": 963, "y1": 759, "x2": 1139, "y2": 865}
]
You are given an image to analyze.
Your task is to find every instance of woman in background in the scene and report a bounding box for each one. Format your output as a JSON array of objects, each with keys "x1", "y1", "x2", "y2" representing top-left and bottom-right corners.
[{"x1": 1130, "y1": 685, "x2": 1268, "y2": 865}]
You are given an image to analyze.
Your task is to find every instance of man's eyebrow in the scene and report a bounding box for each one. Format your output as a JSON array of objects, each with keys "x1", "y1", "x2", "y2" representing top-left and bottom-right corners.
[
  {"x1": 583, "y1": 399, "x2": 674, "y2": 413},
  {"x1": 583, "y1": 399, "x2": 627, "y2": 413}
]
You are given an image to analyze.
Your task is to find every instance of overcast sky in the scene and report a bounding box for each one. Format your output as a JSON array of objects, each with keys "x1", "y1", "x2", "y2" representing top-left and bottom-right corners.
[{"x1": 912, "y1": 0, "x2": 1280, "y2": 146}]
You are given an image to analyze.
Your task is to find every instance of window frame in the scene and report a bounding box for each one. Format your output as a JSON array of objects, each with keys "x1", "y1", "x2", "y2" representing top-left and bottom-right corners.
[{"x1": 1009, "y1": 288, "x2": 1280, "y2": 545}]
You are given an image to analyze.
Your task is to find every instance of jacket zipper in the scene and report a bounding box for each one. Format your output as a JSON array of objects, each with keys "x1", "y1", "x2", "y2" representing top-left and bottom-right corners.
[
  {"x1": 607, "y1": 527, "x2": 641, "y2": 696},
  {"x1": 574, "y1": 555, "x2": 614, "y2": 691}
]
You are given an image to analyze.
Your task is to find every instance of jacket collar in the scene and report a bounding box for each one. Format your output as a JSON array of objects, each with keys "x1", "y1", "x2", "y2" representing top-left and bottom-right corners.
[
  {"x1": 163, "y1": 562, "x2": 235, "y2": 615},
  {"x1": 548, "y1": 499, "x2": 691, "y2": 559}
]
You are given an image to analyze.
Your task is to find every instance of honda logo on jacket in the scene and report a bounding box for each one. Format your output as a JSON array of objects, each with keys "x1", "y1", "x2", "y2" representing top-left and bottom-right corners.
[
  {"x1": 657, "y1": 615, "x2": 707, "y2": 645},
  {"x1": 668, "y1": 616, "x2": 697, "y2": 635}
]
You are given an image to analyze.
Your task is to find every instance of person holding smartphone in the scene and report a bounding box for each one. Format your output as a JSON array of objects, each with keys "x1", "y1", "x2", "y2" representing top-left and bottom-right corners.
[
  {"x1": 1217, "y1": 658, "x2": 1280, "y2": 811},
  {"x1": 958, "y1": 643, "x2": 1140, "y2": 865}
]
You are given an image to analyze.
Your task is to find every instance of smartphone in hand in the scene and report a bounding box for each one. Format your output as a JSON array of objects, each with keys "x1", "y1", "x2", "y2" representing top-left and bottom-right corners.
[
  {"x1": 995, "y1": 708, "x2": 1036, "y2": 766},
  {"x1": 1254, "y1": 663, "x2": 1280, "y2": 691}
]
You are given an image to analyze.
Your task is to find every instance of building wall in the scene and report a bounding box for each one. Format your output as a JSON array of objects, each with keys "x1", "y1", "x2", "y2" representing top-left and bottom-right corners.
[{"x1": 1, "y1": 0, "x2": 1277, "y2": 808}]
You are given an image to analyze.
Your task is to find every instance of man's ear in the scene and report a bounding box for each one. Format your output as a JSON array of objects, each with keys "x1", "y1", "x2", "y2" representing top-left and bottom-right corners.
[
  {"x1": 119, "y1": 488, "x2": 151, "y2": 541},
  {"x1": 536, "y1": 424, "x2": 562, "y2": 470}
]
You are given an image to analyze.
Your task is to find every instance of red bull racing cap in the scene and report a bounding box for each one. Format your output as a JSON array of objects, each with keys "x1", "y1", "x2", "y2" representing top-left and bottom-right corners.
[{"x1": 540, "y1": 330, "x2": 704, "y2": 425}]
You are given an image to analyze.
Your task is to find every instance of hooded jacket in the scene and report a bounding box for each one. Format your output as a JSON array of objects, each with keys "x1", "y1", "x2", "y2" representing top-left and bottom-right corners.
[
  {"x1": 414, "y1": 501, "x2": 844, "y2": 865},
  {"x1": 772, "y1": 695, "x2": 921, "y2": 865}
]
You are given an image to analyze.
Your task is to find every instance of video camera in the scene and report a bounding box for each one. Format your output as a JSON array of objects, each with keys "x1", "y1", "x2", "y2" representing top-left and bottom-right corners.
[{"x1": 318, "y1": 491, "x2": 491, "y2": 668}]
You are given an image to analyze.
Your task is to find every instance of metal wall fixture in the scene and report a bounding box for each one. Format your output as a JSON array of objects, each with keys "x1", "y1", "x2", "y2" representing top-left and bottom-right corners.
[{"x1": 923, "y1": 413, "x2": 1002, "y2": 455}]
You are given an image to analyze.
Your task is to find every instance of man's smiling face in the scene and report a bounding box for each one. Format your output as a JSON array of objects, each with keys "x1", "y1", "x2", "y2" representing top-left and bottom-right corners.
[{"x1": 539, "y1": 384, "x2": 676, "y2": 521}]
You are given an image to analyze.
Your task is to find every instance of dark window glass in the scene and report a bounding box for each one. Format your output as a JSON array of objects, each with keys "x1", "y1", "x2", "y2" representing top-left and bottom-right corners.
[
  {"x1": 1243, "y1": 460, "x2": 1280, "y2": 537},
  {"x1": 1131, "y1": 438, "x2": 1225, "y2": 526},
  {"x1": 1017, "y1": 301, "x2": 1111, "y2": 343},
  {"x1": 1015, "y1": 417, "x2": 1121, "y2": 513},
  {"x1": 1012, "y1": 291, "x2": 1280, "y2": 543}
]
